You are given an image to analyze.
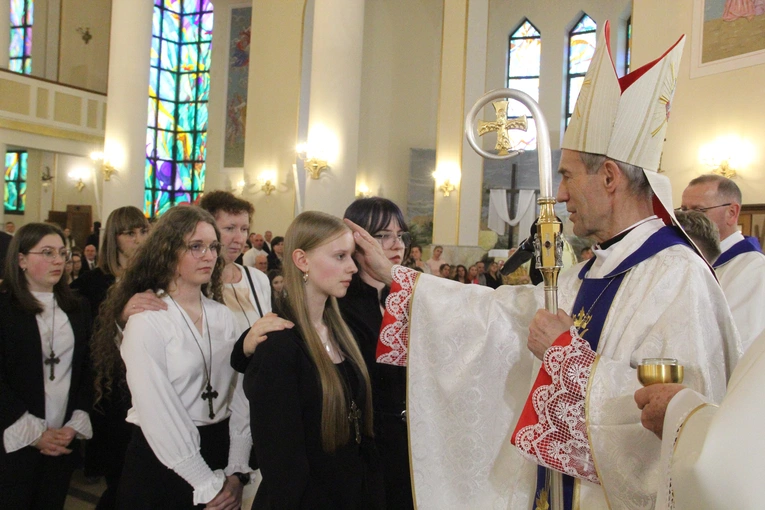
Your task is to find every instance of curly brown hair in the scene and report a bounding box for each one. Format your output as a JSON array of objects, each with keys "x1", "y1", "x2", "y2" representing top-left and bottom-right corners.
[{"x1": 91, "y1": 206, "x2": 225, "y2": 404}]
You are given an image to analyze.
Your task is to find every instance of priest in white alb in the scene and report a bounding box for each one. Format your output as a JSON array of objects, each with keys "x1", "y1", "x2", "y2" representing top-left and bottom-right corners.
[
  {"x1": 347, "y1": 22, "x2": 741, "y2": 510},
  {"x1": 636, "y1": 328, "x2": 765, "y2": 509}
]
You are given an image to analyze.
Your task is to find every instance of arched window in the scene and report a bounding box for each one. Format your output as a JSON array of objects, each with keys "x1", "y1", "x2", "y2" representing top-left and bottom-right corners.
[
  {"x1": 145, "y1": 0, "x2": 214, "y2": 218},
  {"x1": 5, "y1": 151, "x2": 28, "y2": 214},
  {"x1": 507, "y1": 19, "x2": 541, "y2": 150},
  {"x1": 9, "y1": 0, "x2": 34, "y2": 74},
  {"x1": 565, "y1": 14, "x2": 597, "y2": 127}
]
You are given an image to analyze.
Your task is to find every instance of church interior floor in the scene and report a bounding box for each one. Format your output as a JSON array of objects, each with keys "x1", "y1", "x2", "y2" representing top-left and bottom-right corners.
[{"x1": 64, "y1": 469, "x2": 104, "y2": 509}]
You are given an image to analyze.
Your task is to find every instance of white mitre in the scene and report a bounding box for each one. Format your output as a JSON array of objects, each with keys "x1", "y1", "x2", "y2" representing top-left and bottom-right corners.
[{"x1": 562, "y1": 20, "x2": 685, "y2": 224}]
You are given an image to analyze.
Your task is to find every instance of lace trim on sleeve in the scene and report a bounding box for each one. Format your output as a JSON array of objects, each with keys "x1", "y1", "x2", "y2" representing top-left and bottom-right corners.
[
  {"x1": 512, "y1": 327, "x2": 600, "y2": 484},
  {"x1": 375, "y1": 265, "x2": 419, "y2": 366}
]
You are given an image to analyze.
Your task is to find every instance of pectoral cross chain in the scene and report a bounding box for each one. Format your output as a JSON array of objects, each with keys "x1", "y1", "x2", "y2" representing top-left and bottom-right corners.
[
  {"x1": 45, "y1": 351, "x2": 60, "y2": 381},
  {"x1": 201, "y1": 383, "x2": 218, "y2": 419},
  {"x1": 349, "y1": 400, "x2": 362, "y2": 445}
]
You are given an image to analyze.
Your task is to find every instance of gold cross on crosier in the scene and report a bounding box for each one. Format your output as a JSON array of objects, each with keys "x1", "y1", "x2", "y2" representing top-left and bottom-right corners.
[{"x1": 477, "y1": 100, "x2": 528, "y2": 156}]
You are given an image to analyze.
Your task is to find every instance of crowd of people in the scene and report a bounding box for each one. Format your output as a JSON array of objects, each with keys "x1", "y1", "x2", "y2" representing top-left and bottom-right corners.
[{"x1": 1, "y1": 21, "x2": 763, "y2": 510}]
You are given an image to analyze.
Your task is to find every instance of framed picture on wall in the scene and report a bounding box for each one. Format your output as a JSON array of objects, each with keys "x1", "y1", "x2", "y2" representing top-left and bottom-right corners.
[
  {"x1": 739, "y1": 204, "x2": 765, "y2": 249},
  {"x1": 690, "y1": 0, "x2": 765, "y2": 78}
]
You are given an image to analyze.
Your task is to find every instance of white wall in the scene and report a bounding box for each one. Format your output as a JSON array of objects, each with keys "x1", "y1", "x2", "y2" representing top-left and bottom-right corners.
[
  {"x1": 58, "y1": 0, "x2": 112, "y2": 93},
  {"x1": 634, "y1": 0, "x2": 765, "y2": 205},
  {"x1": 357, "y1": 0, "x2": 444, "y2": 214}
]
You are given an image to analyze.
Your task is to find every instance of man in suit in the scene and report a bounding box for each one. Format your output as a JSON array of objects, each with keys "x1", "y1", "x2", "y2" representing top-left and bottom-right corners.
[
  {"x1": 81, "y1": 244, "x2": 98, "y2": 273},
  {"x1": 263, "y1": 230, "x2": 273, "y2": 254}
]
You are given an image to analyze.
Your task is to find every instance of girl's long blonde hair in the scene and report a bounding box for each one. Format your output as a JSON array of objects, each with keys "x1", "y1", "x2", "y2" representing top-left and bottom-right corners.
[{"x1": 281, "y1": 211, "x2": 373, "y2": 452}]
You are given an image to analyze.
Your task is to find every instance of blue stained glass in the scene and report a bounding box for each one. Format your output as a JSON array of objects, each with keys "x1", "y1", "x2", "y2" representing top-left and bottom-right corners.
[
  {"x1": 158, "y1": 100, "x2": 176, "y2": 130},
  {"x1": 156, "y1": 131, "x2": 174, "y2": 160},
  {"x1": 200, "y1": 13, "x2": 213, "y2": 41},
  {"x1": 177, "y1": 74, "x2": 197, "y2": 102},
  {"x1": 9, "y1": 61, "x2": 22, "y2": 73},
  {"x1": 507, "y1": 78, "x2": 538, "y2": 117},
  {"x1": 164, "y1": 0, "x2": 181, "y2": 14},
  {"x1": 573, "y1": 14, "x2": 597, "y2": 33},
  {"x1": 177, "y1": 103, "x2": 195, "y2": 130},
  {"x1": 11, "y1": 29, "x2": 25, "y2": 56},
  {"x1": 176, "y1": 163, "x2": 192, "y2": 190},
  {"x1": 150, "y1": 37, "x2": 161, "y2": 67},
  {"x1": 198, "y1": 43, "x2": 212, "y2": 70},
  {"x1": 194, "y1": 163, "x2": 205, "y2": 190},
  {"x1": 182, "y1": 15, "x2": 200, "y2": 43},
  {"x1": 148, "y1": 67, "x2": 159, "y2": 97},
  {"x1": 181, "y1": 44, "x2": 199, "y2": 70},
  {"x1": 24, "y1": 28, "x2": 33, "y2": 56},
  {"x1": 183, "y1": 0, "x2": 201, "y2": 13},
  {"x1": 194, "y1": 133, "x2": 206, "y2": 161},
  {"x1": 160, "y1": 40, "x2": 179, "y2": 71},
  {"x1": 10, "y1": 0, "x2": 24, "y2": 25},
  {"x1": 159, "y1": 70, "x2": 177, "y2": 100},
  {"x1": 176, "y1": 133, "x2": 193, "y2": 162},
  {"x1": 146, "y1": 1, "x2": 213, "y2": 217},
  {"x1": 196, "y1": 104, "x2": 208, "y2": 131},
  {"x1": 144, "y1": 189, "x2": 154, "y2": 217},
  {"x1": 162, "y1": 10, "x2": 181, "y2": 42},
  {"x1": 20, "y1": 153, "x2": 28, "y2": 180},
  {"x1": 26, "y1": 0, "x2": 34, "y2": 23},
  {"x1": 6, "y1": 154, "x2": 19, "y2": 181},
  {"x1": 568, "y1": 76, "x2": 585, "y2": 116},
  {"x1": 569, "y1": 32, "x2": 597, "y2": 74},
  {"x1": 175, "y1": 192, "x2": 192, "y2": 205}
]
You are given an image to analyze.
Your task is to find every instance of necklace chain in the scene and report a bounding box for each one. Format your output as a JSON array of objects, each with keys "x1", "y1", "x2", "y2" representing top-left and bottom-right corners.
[{"x1": 170, "y1": 295, "x2": 217, "y2": 419}]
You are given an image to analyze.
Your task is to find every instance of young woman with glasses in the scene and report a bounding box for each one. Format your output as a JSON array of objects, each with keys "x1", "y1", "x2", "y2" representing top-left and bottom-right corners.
[
  {"x1": 0, "y1": 223, "x2": 93, "y2": 508},
  {"x1": 71, "y1": 206, "x2": 149, "y2": 508},
  {"x1": 93, "y1": 206, "x2": 253, "y2": 508}
]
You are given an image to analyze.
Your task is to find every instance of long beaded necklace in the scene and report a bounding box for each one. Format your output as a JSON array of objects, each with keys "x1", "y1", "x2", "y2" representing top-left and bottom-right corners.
[
  {"x1": 337, "y1": 360, "x2": 362, "y2": 445},
  {"x1": 43, "y1": 298, "x2": 60, "y2": 381},
  {"x1": 170, "y1": 295, "x2": 218, "y2": 419}
]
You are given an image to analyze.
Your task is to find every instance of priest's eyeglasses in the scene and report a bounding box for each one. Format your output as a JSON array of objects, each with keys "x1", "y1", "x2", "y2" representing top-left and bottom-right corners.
[
  {"x1": 372, "y1": 232, "x2": 412, "y2": 249},
  {"x1": 674, "y1": 203, "x2": 731, "y2": 213},
  {"x1": 187, "y1": 241, "x2": 222, "y2": 259},
  {"x1": 27, "y1": 248, "x2": 72, "y2": 262}
]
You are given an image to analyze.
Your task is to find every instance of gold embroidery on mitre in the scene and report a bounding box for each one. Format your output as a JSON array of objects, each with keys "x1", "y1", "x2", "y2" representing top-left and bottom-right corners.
[
  {"x1": 535, "y1": 488, "x2": 550, "y2": 510},
  {"x1": 651, "y1": 62, "x2": 678, "y2": 137},
  {"x1": 573, "y1": 307, "x2": 592, "y2": 337}
]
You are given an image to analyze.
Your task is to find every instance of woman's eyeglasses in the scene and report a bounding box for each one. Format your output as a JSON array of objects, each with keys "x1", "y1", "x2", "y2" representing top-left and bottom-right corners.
[
  {"x1": 372, "y1": 232, "x2": 411, "y2": 249},
  {"x1": 27, "y1": 248, "x2": 72, "y2": 262},
  {"x1": 187, "y1": 241, "x2": 222, "y2": 259}
]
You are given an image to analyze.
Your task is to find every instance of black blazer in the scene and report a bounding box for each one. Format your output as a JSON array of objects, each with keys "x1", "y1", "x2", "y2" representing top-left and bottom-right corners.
[
  {"x1": 0, "y1": 291, "x2": 92, "y2": 445},
  {"x1": 0, "y1": 231, "x2": 12, "y2": 280}
]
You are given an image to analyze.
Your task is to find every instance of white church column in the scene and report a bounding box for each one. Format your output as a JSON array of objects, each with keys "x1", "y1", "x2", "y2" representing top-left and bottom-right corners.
[
  {"x1": 100, "y1": 0, "x2": 153, "y2": 219},
  {"x1": 242, "y1": 0, "x2": 304, "y2": 236},
  {"x1": 432, "y1": 0, "x2": 468, "y2": 245},
  {"x1": 301, "y1": 0, "x2": 365, "y2": 217},
  {"x1": 459, "y1": 0, "x2": 489, "y2": 246}
]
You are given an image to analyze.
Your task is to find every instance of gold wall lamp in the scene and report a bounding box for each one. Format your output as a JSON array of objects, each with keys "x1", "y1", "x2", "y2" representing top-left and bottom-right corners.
[
  {"x1": 90, "y1": 151, "x2": 118, "y2": 181},
  {"x1": 433, "y1": 163, "x2": 461, "y2": 197},
  {"x1": 699, "y1": 136, "x2": 755, "y2": 179}
]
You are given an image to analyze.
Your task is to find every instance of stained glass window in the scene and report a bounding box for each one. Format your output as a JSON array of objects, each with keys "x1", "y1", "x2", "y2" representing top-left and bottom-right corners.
[
  {"x1": 145, "y1": 0, "x2": 214, "y2": 217},
  {"x1": 9, "y1": 0, "x2": 34, "y2": 74},
  {"x1": 5, "y1": 151, "x2": 28, "y2": 214},
  {"x1": 507, "y1": 19, "x2": 541, "y2": 150},
  {"x1": 625, "y1": 16, "x2": 632, "y2": 74},
  {"x1": 566, "y1": 14, "x2": 597, "y2": 127}
]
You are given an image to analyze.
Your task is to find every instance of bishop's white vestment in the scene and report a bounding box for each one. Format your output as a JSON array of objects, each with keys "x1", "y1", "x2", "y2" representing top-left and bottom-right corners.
[
  {"x1": 713, "y1": 231, "x2": 765, "y2": 353},
  {"x1": 378, "y1": 218, "x2": 741, "y2": 509},
  {"x1": 655, "y1": 329, "x2": 765, "y2": 509}
]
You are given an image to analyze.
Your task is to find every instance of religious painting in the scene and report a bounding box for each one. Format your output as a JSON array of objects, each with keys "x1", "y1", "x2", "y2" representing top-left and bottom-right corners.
[
  {"x1": 407, "y1": 149, "x2": 435, "y2": 246},
  {"x1": 690, "y1": 0, "x2": 765, "y2": 77},
  {"x1": 224, "y1": 6, "x2": 251, "y2": 168}
]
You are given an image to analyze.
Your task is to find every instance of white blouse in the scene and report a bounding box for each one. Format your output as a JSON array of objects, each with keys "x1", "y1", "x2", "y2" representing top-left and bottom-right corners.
[
  {"x1": 2, "y1": 292, "x2": 92, "y2": 452},
  {"x1": 221, "y1": 263, "x2": 272, "y2": 335},
  {"x1": 121, "y1": 294, "x2": 252, "y2": 505}
]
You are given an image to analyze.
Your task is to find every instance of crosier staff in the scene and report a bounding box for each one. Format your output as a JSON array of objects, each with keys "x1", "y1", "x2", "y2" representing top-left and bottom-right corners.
[{"x1": 465, "y1": 88, "x2": 564, "y2": 510}]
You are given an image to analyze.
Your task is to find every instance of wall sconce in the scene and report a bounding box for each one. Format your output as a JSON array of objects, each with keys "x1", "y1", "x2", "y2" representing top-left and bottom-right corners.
[
  {"x1": 68, "y1": 168, "x2": 89, "y2": 192},
  {"x1": 77, "y1": 27, "x2": 92, "y2": 44},
  {"x1": 41, "y1": 166, "x2": 54, "y2": 189},
  {"x1": 356, "y1": 183, "x2": 371, "y2": 198},
  {"x1": 699, "y1": 136, "x2": 755, "y2": 179},
  {"x1": 259, "y1": 171, "x2": 277, "y2": 196},
  {"x1": 433, "y1": 163, "x2": 461, "y2": 197},
  {"x1": 90, "y1": 151, "x2": 118, "y2": 181},
  {"x1": 296, "y1": 143, "x2": 329, "y2": 180}
]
